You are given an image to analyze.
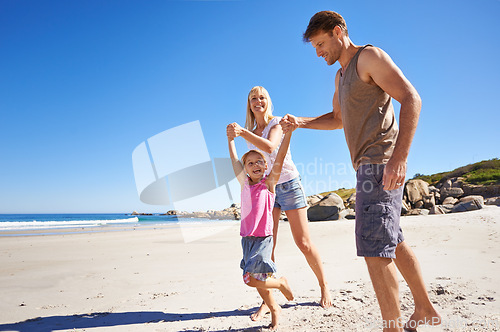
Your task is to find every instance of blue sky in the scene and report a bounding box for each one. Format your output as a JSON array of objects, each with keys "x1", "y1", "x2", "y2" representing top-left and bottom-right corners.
[{"x1": 1, "y1": 0, "x2": 498, "y2": 214}]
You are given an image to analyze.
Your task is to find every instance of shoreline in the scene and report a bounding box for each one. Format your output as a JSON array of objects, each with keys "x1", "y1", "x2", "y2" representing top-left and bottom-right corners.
[{"x1": 0, "y1": 206, "x2": 499, "y2": 331}]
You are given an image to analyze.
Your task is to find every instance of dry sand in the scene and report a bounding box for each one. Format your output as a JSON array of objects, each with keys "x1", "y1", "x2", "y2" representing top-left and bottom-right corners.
[{"x1": 0, "y1": 206, "x2": 499, "y2": 331}]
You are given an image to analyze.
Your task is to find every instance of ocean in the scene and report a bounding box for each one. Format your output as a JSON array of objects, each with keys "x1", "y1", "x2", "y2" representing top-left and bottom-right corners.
[{"x1": 0, "y1": 213, "x2": 236, "y2": 236}]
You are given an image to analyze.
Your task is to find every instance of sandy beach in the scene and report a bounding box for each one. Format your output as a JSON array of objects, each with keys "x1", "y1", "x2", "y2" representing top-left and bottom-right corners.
[{"x1": 0, "y1": 206, "x2": 499, "y2": 332}]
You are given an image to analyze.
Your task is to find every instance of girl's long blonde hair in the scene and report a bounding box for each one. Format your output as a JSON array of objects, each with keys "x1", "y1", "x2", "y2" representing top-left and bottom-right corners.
[{"x1": 244, "y1": 86, "x2": 274, "y2": 131}]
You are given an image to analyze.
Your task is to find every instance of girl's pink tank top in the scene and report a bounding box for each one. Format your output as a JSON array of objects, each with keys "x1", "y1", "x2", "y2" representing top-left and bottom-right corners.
[{"x1": 240, "y1": 177, "x2": 275, "y2": 237}]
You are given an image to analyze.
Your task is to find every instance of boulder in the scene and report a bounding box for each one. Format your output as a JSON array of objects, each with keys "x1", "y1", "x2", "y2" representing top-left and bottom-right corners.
[
  {"x1": 440, "y1": 187, "x2": 464, "y2": 200},
  {"x1": 346, "y1": 193, "x2": 356, "y2": 209},
  {"x1": 131, "y1": 211, "x2": 139, "y2": 215},
  {"x1": 452, "y1": 177, "x2": 466, "y2": 188},
  {"x1": 414, "y1": 200, "x2": 424, "y2": 209},
  {"x1": 462, "y1": 183, "x2": 500, "y2": 198},
  {"x1": 339, "y1": 208, "x2": 356, "y2": 220},
  {"x1": 401, "y1": 200, "x2": 410, "y2": 215},
  {"x1": 307, "y1": 194, "x2": 324, "y2": 207},
  {"x1": 407, "y1": 208, "x2": 430, "y2": 216},
  {"x1": 405, "y1": 179, "x2": 430, "y2": 207},
  {"x1": 429, "y1": 205, "x2": 447, "y2": 215},
  {"x1": 459, "y1": 195, "x2": 485, "y2": 206},
  {"x1": 307, "y1": 193, "x2": 344, "y2": 221},
  {"x1": 423, "y1": 194, "x2": 436, "y2": 209},
  {"x1": 452, "y1": 198, "x2": 484, "y2": 213},
  {"x1": 485, "y1": 197, "x2": 500, "y2": 206},
  {"x1": 428, "y1": 185, "x2": 439, "y2": 193},
  {"x1": 442, "y1": 196, "x2": 458, "y2": 205},
  {"x1": 440, "y1": 179, "x2": 453, "y2": 190}
]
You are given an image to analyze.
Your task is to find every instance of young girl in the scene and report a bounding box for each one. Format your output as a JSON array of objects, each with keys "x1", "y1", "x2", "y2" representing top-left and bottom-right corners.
[
  {"x1": 227, "y1": 86, "x2": 331, "y2": 318},
  {"x1": 227, "y1": 124, "x2": 295, "y2": 331}
]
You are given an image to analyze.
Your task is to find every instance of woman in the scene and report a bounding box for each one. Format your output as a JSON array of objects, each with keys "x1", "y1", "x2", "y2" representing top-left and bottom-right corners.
[{"x1": 227, "y1": 86, "x2": 332, "y2": 319}]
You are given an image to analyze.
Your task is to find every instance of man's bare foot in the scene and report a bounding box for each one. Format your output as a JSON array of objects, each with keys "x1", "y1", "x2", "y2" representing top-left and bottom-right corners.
[
  {"x1": 268, "y1": 305, "x2": 281, "y2": 331},
  {"x1": 404, "y1": 307, "x2": 441, "y2": 331},
  {"x1": 278, "y1": 277, "x2": 294, "y2": 301},
  {"x1": 320, "y1": 284, "x2": 332, "y2": 308},
  {"x1": 250, "y1": 301, "x2": 269, "y2": 321}
]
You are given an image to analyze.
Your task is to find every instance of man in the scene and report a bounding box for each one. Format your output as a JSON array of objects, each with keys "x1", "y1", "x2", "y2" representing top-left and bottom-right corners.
[{"x1": 280, "y1": 11, "x2": 441, "y2": 332}]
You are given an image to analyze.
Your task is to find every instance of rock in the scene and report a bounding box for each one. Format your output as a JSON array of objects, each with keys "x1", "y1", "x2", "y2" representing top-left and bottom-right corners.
[
  {"x1": 407, "y1": 208, "x2": 430, "y2": 216},
  {"x1": 346, "y1": 193, "x2": 356, "y2": 209},
  {"x1": 401, "y1": 200, "x2": 410, "y2": 215},
  {"x1": 440, "y1": 187, "x2": 464, "y2": 200},
  {"x1": 414, "y1": 200, "x2": 424, "y2": 209},
  {"x1": 307, "y1": 193, "x2": 344, "y2": 221},
  {"x1": 442, "y1": 204, "x2": 454, "y2": 213},
  {"x1": 191, "y1": 212, "x2": 210, "y2": 219},
  {"x1": 429, "y1": 205, "x2": 447, "y2": 215},
  {"x1": 339, "y1": 208, "x2": 355, "y2": 220},
  {"x1": 441, "y1": 179, "x2": 452, "y2": 190},
  {"x1": 485, "y1": 197, "x2": 500, "y2": 206},
  {"x1": 462, "y1": 183, "x2": 500, "y2": 198},
  {"x1": 405, "y1": 179, "x2": 430, "y2": 207},
  {"x1": 452, "y1": 177, "x2": 466, "y2": 188},
  {"x1": 452, "y1": 198, "x2": 484, "y2": 213},
  {"x1": 428, "y1": 186, "x2": 439, "y2": 193},
  {"x1": 459, "y1": 195, "x2": 485, "y2": 206},
  {"x1": 131, "y1": 211, "x2": 139, "y2": 215},
  {"x1": 307, "y1": 194, "x2": 324, "y2": 207},
  {"x1": 442, "y1": 197, "x2": 458, "y2": 205},
  {"x1": 423, "y1": 194, "x2": 436, "y2": 209},
  {"x1": 165, "y1": 210, "x2": 178, "y2": 215}
]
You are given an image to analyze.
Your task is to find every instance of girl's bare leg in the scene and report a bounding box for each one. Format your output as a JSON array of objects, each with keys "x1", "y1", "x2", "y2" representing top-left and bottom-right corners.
[
  {"x1": 246, "y1": 276, "x2": 294, "y2": 301},
  {"x1": 256, "y1": 288, "x2": 281, "y2": 331},
  {"x1": 250, "y1": 207, "x2": 283, "y2": 321}
]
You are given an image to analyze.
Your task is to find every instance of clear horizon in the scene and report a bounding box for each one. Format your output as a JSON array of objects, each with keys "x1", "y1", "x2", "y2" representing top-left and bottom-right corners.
[{"x1": 1, "y1": 0, "x2": 498, "y2": 214}]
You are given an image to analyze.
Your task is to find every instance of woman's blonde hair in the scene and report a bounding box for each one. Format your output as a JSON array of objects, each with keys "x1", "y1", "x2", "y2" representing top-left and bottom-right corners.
[{"x1": 245, "y1": 86, "x2": 274, "y2": 131}]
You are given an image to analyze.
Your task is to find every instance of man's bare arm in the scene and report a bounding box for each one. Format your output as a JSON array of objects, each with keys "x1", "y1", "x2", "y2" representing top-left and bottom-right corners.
[{"x1": 359, "y1": 47, "x2": 421, "y2": 190}]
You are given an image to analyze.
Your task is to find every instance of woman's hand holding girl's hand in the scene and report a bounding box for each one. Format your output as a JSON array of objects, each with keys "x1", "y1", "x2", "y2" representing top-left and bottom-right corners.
[
  {"x1": 280, "y1": 114, "x2": 299, "y2": 133},
  {"x1": 226, "y1": 122, "x2": 244, "y2": 138}
]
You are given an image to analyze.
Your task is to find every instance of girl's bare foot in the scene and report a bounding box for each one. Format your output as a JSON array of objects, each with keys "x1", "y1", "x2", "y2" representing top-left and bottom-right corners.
[
  {"x1": 278, "y1": 277, "x2": 294, "y2": 301},
  {"x1": 250, "y1": 301, "x2": 269, "y2": 321}
]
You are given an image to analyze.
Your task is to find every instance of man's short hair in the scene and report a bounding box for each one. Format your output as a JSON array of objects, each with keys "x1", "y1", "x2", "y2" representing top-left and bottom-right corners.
[{"x1": 303, "y1": 10, "x2": 348, "y2": 42}]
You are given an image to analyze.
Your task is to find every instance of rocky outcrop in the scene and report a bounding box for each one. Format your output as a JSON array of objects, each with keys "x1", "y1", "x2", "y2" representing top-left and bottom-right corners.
[
  {"x1": 462, "y1": 183, "x2": 500, "y2": 198},
  {"x1": 132, "y1": 177, "x2": 497, "y2": 221},
  {"x1": 307, "y1": 193, "x2": 345, "y2": 221},
  {"x1": 485, "y1": 197, "x2": 500, "y2": 206}
]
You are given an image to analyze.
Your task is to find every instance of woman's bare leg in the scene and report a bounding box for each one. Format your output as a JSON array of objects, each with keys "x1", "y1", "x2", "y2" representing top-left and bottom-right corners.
[{"x1": 286, "y1": 207, "x2": 332, "y2": 308}]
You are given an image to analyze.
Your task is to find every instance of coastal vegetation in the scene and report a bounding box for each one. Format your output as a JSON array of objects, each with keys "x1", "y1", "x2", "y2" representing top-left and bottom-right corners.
[{"x1": 413, "y1": 158, "x2": 500, "y2": 186}]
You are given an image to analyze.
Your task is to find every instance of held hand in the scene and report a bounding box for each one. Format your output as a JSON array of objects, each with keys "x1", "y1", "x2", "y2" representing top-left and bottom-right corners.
[
  {"x1": 280, "y1": 114, "x2": 299, "y2": 133},
  {"x1": 226, "y1": 122, "x2": 243, "y2": 139},
  {"x1": 382, "y1": 157, "x2": 407, "y2": 191}
]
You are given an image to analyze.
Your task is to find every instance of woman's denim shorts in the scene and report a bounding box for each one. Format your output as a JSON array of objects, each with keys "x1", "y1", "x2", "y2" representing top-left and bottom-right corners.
[{"x1": 274, "y1": 176, "x2": 307, "y2": 211}]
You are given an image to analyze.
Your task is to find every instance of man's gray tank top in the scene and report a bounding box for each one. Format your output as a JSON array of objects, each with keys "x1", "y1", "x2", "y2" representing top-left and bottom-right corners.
[{"x1": 339, "y1": 45, "x2": 398, "y2": 170}]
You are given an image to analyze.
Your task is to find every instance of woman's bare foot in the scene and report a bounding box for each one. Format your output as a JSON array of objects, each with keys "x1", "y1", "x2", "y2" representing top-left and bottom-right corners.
[
  {"x1": 250, "y1": 301, "x2": 270, "y2": 321},
  {"x1": 320, "y1": 284, "x2": 332, "y2": 308},
  {"x1": 404, "y1": 307, "x2": 441, "y2": 331},
  {"x1": 278, "y1": 277, "x2": 294, "y2": 301}
]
